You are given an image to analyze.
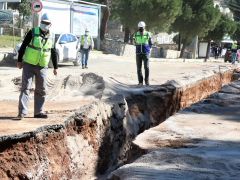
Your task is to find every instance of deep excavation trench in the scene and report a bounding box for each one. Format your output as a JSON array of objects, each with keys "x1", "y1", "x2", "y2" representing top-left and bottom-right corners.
[{"x1": 0, "y1": 69, "x2": 236, "y2": 179}]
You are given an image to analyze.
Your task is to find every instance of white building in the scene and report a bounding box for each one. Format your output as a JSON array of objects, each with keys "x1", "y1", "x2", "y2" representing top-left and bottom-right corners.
[{"x1": 214, "y1": 0, "x2": 233, "y2": 18}]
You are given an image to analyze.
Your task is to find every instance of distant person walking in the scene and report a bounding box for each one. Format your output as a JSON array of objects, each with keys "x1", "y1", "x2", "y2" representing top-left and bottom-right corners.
[
  {"x1": 214, "y1": 46, "x2": 220, "y2": 59},
  {"x1": 133, "y1": 21, "x2": 152, "y2": 86},
  {"x1": 16, "y1": 13, "x2": 58, "y2": 120},
  {"x1": 77, "y1": 29, "x2": 94, "y2": 69},
  {"x1": 231, "y1": 41, "x2": 238, "y2": 64}
]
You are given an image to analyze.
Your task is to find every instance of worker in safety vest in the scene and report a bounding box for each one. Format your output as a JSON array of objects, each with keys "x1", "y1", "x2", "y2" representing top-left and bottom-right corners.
[
  {"x1": 231, "y1": 41, "x2": 238, "y2": 64},
  {"x1": 133, "y1": 21, "x2": 152, "y2": 86},
  {"x1": 16, "y1": 13, "x2": 58, "y2": 120},
  {"x1": 77, "y1": 28, "x2": 94, "y2": 69}
]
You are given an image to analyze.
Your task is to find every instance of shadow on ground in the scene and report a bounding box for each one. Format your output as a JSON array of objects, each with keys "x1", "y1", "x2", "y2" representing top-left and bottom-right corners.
[{"x1": 0, "y1": 53, "x2": 16, "y2": 67}]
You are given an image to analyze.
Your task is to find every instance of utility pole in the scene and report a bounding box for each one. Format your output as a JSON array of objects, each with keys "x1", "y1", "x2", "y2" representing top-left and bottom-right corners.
[{"x1": 4, "y1": 2, "x2": 7, "y2": 10}]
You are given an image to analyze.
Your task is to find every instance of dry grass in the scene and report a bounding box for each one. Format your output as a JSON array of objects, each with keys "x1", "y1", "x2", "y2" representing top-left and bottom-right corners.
[{"x1": 0, "y1": 35, "x2": 21, "y2": 48}]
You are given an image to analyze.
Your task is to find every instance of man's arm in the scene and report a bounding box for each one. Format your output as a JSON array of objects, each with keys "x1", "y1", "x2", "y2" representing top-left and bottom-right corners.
[
  {"x1": 148, "y1": 32, "x2": 153, "y2": 49},
  {"x1": 132, "y1": 33, "x2": 136, "y2": 45},
  {"x1": 149, "y1": 37, "x2": 153, "y2": 49},
  {"x1": 80, "y1": 36, "x2": 83, "y2": 50},
  {"x1": 51, "y1": 47, "x2": 58, "y2": 73},
  {"x1": 18, "y1": 30, "x2": 32, "y2": 62},
  {"x1": 76, "y1": 36, "x2": 80, "y2": 49}
]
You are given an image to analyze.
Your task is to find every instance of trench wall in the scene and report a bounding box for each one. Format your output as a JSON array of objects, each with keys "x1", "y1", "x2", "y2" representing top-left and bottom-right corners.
[{"x1": 0, "y1": 69, "x2": 234, "y2": 179}]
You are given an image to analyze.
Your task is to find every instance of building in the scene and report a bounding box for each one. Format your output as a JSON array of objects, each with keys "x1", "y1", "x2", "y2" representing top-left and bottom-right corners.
[{"x1": 214, "y1": 0, "x2": 233, "y2": 18}]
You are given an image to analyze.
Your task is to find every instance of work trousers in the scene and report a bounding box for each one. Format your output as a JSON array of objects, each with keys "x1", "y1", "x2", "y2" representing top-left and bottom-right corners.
[
  {"x1": 81, "y1": 48, "x2": 90, "y2": 67},
  {"x1": 232, "y1": 52, "x2": 237, "y2": 64},
  {"x1": 18, "y1": 63, "x2": 47, "y2": 115},
  {"x1": 136, "y1": 53, "x2": 149, "y2": 84}
]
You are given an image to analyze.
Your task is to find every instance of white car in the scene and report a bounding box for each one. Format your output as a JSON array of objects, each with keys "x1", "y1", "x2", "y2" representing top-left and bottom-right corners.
[{"x1": 14, "y1": 33, "x2": 81, "y2": 67}]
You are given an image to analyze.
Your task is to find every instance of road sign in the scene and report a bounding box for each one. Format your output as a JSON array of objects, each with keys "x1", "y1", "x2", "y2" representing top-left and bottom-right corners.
[
  {"x1": 0, "y1": 10, "x2": 12, "y2": 24},
  {"x1": 31, "y1": 0, "x2": 43, "y2": 13}
]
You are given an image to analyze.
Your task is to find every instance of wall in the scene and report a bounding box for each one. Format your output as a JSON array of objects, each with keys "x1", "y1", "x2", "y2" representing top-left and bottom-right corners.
[
  {"x1": 101, "y1": 39, "x2": 181, "y2": 58},
  {"x1": 0, "y1": 27, "x2": 23, "y2": 37}
]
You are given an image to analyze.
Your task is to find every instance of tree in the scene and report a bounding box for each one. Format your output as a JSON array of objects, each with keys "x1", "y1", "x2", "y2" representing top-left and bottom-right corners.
[
  {"x1": 232, "y1": 23, "x2": 240, "y2": 40},
  {"x1": 204, "y1": 14, "x2": 237, "y2": 42},
  {"x1": 19, "y1": 0, "x2": 31, "y2": 28},
  {"x1": 112, "y1": 0, "x2": 182, "y2": 42},
  {"x1": 171, "y1": 0, "x2": 221, "y2": 57},
  {"x1": 7, "y1": 2, "x2": 19, "y2": 10},
  {"x1": 91, "y1": 0, "x2": 112, "y2": 40}
]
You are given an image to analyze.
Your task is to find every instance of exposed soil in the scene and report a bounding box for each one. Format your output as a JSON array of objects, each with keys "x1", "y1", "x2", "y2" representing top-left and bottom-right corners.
[
  {"x1": 109, "y1": 80, "x2": 240, "y2": 180},
  {"x1": 0, "y1": 51, "x2": 239, "y2": 179}
]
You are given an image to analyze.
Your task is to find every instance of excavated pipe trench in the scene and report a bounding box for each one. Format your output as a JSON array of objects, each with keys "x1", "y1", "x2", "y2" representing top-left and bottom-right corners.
[{"x1": 0, "y1": 69, "x2": 236, "y2": 179}]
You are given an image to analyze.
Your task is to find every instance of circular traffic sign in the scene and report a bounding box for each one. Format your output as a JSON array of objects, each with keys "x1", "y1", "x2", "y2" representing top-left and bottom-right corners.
[{"x1": 31, "y1": 0, "x2": 43, "y2": 13}]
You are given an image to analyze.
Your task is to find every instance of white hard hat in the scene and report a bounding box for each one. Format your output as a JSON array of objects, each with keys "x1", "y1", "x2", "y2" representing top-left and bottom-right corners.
[
  {"x1": 41, "y1": 13, "x2": 51, "y2": 24},
  {"x1": 138, "y1": 21, "x2": 146, "y2": 28}
]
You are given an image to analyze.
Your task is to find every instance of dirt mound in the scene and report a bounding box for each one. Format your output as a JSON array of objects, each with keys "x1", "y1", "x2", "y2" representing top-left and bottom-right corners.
[
  {"x1": 0, "y1": 53, "x2": 16, "y2": 67},
  {"x1": 11, "y1": 76, "x2": 22, "y2": 91},
  {"x1": 47, "y1": 73, "x2": 105, "y2": 100},
  {"x1": 9, "y1": 73, "x2": 105, "y2": 101}
]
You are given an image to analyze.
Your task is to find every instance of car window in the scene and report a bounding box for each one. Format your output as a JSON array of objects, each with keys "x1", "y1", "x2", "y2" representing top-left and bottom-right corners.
[
  {"x1": 67, "y1": 34, "x2": 77, "y2": 42},
  {"x1": 59, "y1": 34, "x2": 68, "y2": 43}
]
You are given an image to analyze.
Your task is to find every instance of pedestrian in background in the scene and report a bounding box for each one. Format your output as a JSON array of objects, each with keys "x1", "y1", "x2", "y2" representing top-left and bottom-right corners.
[
  {"x1": 231, "y1": 41, "x2": 238, "y2": 64},
  {"x1": 77, "y1": 29, "x2": 94, "y2": 69},
  {"x1": 16, "y1": 13, "x2": 58, "y2": 120},
  {"x1": 133, "y1": 21, "x2": 152, "y2": 86},
  {"x1": 214, "y1": 46, "x2": 219, "y2": 59}
]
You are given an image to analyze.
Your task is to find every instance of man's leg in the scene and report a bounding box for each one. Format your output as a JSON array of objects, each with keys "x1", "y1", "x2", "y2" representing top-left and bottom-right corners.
[
  {"x1": 136, "y1": 54, "x2": 143, "y2": 84},
  {"x1": 77, "y1": 50, "x2": 81, "y2": 64},
  {"x1": 232, "y1": 52, "x2": 236, "y2": 64},
  {"x1": 85, "y1": 50, "x2": 90, "y2": 68},
  {"x1": 81, "y1": 50, "x2": 85, "y2": 68},
  {"x1": 34, "y1": 66, "x2": 47, "y2": 117},
  {"x1": 18, "y1": 63, "x2": 34, "y2": 116},
  {"x1": 143, "y1": 54, "x2": 150, "y2": 85}
]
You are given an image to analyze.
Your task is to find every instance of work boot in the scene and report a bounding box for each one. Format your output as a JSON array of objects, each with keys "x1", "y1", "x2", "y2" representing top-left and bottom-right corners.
[
  {"x1": 85, "y1": 65, "x2": 88, "y2": 69},
  {"x1": 138, "y1": 83, "x2": 143, "y2": 86},
  {"x1": 82, "y1": 66, "x2": 85, "y2": 69},
  {"x1": 13, "y1": 114, "x2": 26, "y2": 120},
  {"x1": 34, "y1": 113, "x2": 48, "y2": 119},
  {"x1": 145, "y1": 82, "x2": 150, "y2": 86}
]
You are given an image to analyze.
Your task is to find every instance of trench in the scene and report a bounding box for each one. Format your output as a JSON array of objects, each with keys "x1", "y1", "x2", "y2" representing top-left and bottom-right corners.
[{"x1": 0, "y1": 68, "x2": 237, "y2": 179}]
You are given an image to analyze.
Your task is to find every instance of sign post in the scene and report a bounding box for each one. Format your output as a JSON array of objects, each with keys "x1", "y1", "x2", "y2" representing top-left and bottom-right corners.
[
  {"x1": 31, "y1": 0, "x2": 43, "y2": 27},
  {"x1": 31, "y1": 0, "x2": 43, "y2": 13}
]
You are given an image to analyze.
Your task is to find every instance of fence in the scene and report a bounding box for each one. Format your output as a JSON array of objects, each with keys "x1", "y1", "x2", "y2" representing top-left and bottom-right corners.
[{"x1": 0, "y1": 27, "x2": 24, "y2": 37}]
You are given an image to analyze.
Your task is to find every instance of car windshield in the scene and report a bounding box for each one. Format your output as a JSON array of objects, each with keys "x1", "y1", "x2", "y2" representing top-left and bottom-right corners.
[{"x1": 67, "y1": 34, "x2": 77, "y2": 42}]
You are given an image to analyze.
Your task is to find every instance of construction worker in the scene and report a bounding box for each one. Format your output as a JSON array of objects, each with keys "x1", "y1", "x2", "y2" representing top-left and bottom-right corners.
[
  {"x1": 16, "y1": 13, "x2": 58, "y2": 120},
  {"x1": 231, "y1": 41, "x2": 238, "y2": 64},
  {"x1": 77, "y1": 28, "x2": 94, "y2": 69},
  {"x1": 133, "y1": 21, "x2": 152, "y2": 86}
]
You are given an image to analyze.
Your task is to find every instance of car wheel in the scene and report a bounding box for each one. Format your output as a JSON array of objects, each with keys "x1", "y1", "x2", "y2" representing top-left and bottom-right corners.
[
  {"x1": 73, "y1": 51, "x2": 81, "y2": 66},
  {"x1": 73, "y1": 61, "x2": 80, "y2": 66}
]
